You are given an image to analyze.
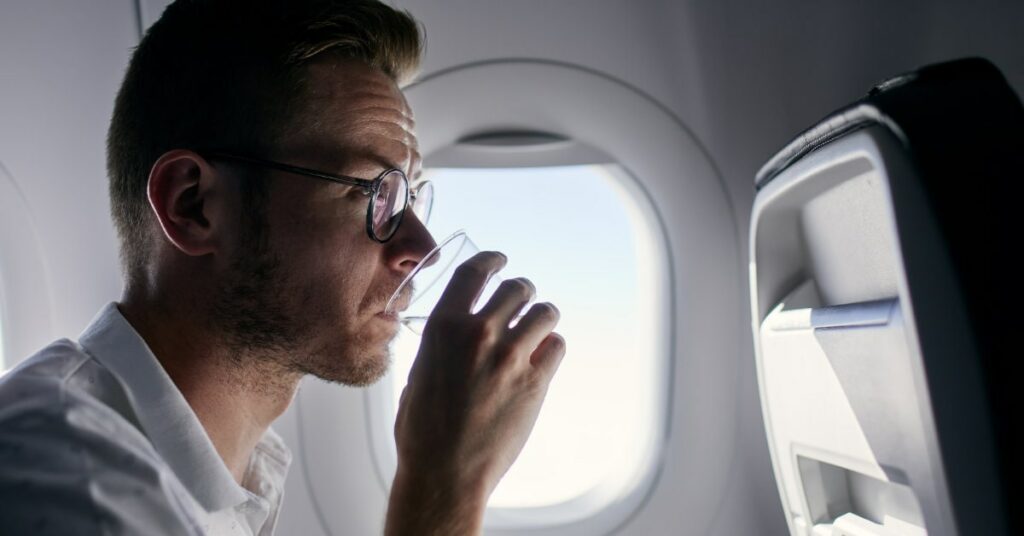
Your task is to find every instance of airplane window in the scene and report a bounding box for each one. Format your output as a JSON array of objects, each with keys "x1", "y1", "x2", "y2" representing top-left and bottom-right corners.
[{"x1": 379, "y1": 164, "x2": 666, "y2": 517}]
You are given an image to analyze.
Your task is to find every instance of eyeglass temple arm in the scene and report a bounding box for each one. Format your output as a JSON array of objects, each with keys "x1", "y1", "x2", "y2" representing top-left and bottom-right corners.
[{"x1": 202, "y1": 152, "x2": 377, "y2": 191}]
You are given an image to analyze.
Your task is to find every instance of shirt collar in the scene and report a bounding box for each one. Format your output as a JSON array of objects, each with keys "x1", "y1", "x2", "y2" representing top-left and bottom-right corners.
[{"x1": 78, "y1": 302, "x2": 251, "y2": 512}]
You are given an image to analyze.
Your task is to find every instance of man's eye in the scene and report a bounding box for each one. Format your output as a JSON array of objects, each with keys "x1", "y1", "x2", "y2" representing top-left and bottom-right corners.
[{"x1": 344, "y1": 186, "x2": 370, "y2": 199}]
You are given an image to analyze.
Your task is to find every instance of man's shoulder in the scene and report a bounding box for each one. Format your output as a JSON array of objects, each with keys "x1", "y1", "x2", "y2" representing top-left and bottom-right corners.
[
  {"x1": 0, "y1": 335, "x2": 161, "y2": 451},
  {"x1": 0, "y1": 340, "x2": 205, "y2": 534},
  {"x1": 0, "y1": 338, "x2": 137, "y2": 430},
  {"x1": 0, "y1": 338, "x2": 162, "y2": 476},
  {"x1": 2, "y1": 337, "x2": 91, "y2": 383}
]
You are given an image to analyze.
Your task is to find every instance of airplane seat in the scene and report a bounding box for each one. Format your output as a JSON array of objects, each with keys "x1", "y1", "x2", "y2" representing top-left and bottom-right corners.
[{"x1": 749, "y1": 58, "x2": 1022, "y2": 536}]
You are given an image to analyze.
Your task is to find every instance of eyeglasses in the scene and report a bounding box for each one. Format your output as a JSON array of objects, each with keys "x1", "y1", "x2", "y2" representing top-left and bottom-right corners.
[{"x1": 203, "y1": 152, "x2": 433, "y2": 243}]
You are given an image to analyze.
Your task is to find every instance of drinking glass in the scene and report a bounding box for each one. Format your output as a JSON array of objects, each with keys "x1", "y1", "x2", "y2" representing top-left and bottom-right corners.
[{"x1": 384, "y1": 230, "x2": 532, "y2": 334}]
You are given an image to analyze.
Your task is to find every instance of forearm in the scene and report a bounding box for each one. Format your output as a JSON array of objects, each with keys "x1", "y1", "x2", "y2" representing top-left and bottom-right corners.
[{"x1": 384, "y1": 469, "x2": 489, "y2": 536}]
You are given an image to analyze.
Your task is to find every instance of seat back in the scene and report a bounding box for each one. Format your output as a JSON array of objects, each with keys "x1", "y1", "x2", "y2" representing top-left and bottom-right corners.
[{"x1": 750, "y1": 58, "x2": 1022, "y2": 536}]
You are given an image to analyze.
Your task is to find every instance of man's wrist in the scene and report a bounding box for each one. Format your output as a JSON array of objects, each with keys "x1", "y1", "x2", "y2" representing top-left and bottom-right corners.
[{"x1": 384, "y1": 467, "x2": 490, "y2": 536}]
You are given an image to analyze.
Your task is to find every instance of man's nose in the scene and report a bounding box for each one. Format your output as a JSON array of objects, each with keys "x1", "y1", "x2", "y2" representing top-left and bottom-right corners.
[{"x1": 385, "y1": 211, "x2": 437, "y2": 274}]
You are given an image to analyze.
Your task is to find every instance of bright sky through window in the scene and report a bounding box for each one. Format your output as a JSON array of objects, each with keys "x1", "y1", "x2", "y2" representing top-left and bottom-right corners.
[{"x1": 386, "y1": 164, "x2": 663, "y2": 510}]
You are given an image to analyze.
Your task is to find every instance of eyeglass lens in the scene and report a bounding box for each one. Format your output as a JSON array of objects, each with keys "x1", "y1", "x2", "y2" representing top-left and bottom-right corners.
[
  {"x1": 372, "y1": 170, "x2": 409, "y2": 240},
  {"x1": 411, "y1": 181, "x2": 434, "y2": 226}
]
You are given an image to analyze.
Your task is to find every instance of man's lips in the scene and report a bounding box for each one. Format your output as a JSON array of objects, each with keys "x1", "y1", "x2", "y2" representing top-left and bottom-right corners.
[
  {"x1": 377, "y1": 296, "x2": 410, "y2": 320},
  {"x1": 376, "y1": 311, "x2": 400, "y2": 322},
  {"x1": 384, "y1": 288, "x2": 413, "y2": 315}
]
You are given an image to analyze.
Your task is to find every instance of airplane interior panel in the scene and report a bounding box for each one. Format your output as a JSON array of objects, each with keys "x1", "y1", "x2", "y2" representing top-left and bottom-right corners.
[{"x1": 0, "y1": 1, "x2": 1020, "y2": 535}]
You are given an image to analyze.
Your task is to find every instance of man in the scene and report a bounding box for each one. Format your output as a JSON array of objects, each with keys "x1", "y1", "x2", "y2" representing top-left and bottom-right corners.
[{"x1": 0, "y1": 1, "x2": 565, "y2": 534}]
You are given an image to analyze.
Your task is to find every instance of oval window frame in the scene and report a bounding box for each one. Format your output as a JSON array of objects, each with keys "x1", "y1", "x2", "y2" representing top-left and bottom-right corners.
[{"x1": 365, "y1": 158, "x2": 672, "y2": 531}]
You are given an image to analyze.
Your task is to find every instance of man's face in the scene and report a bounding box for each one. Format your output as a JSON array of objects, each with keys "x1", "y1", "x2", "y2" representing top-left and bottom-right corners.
[{"x1": 213, "y1": 58, "x2": 435, "y2": 386}]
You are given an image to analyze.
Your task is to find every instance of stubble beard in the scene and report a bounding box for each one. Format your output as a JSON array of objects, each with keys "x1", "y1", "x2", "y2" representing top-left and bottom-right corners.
[{"x1": 209, "y1": 218, "x2": 393, "y2": 389}]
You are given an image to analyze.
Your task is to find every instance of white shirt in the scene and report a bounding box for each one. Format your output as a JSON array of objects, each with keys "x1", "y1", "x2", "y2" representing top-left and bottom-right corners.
[{"x1": 0, "y1": 303, "x2": 291, "y2": 535}]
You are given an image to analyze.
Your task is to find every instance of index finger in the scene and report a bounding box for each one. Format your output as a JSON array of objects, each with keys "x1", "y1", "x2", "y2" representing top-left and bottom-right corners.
[{"x1": 432, "y1": 251, "x2": 507, "y2": 313}]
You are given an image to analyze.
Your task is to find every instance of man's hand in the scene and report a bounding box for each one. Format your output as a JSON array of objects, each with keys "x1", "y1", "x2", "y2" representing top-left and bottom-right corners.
[{"x1": 384, "y1": 252, "x2": 566, "y2": 536}]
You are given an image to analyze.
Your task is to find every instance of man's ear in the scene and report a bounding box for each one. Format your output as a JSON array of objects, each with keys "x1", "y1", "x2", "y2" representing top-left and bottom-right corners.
[{"x1": 146, "y1": 149, "x2": 226, "y2": 257}]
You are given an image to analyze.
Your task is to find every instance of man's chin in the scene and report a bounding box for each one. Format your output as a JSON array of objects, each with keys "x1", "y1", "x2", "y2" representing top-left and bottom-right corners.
[{"x1": 305, "y1": 348, "x2": 392, "y2": 387}]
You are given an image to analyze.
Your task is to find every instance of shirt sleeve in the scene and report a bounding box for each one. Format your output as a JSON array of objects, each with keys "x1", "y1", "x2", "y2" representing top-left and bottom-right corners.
[{"x1": 0, "y1": 377, "x2": 207, "y2": 536}]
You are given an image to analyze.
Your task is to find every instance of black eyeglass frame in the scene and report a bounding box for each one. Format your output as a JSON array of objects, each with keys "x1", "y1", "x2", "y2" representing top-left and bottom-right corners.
[{"x1": 201, "y1": 151, "x2": 430, "y2": 243}]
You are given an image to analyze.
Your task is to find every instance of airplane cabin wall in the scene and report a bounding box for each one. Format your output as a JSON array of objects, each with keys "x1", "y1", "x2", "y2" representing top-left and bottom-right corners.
[
  {"x1": 0, "y1": 1, "x2": 136, "y2": 358},
  {"x1": 333, "y1": 2, "x2": 1024, "y2": 534},
  {"x1": 0, "y1": 1, "x2": 1021, "y2": 535}
]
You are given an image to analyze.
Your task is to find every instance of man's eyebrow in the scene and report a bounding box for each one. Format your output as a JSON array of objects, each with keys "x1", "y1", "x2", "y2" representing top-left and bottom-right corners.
[{"x1": 341, "y1": 159, "x2": 391, "y2": 179}]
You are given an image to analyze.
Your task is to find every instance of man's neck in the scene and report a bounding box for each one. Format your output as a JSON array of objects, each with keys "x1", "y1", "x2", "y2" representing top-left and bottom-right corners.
[{"x1": 117, "y1": 294, "x2": 302, "y2": 484}]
